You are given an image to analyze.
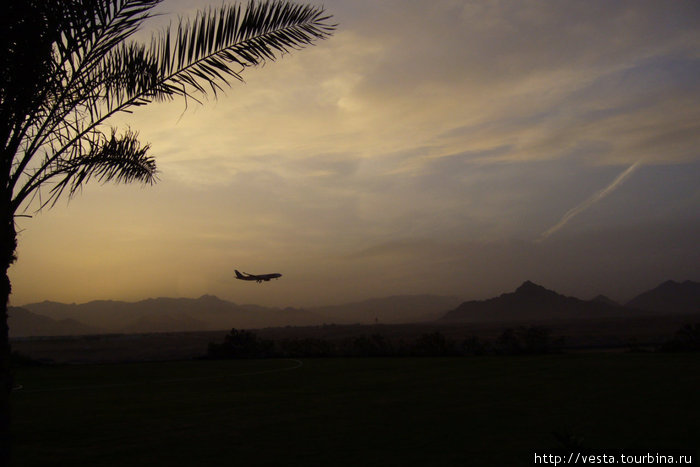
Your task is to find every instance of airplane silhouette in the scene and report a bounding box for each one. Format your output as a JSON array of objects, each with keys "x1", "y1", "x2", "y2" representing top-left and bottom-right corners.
[{"x1": 235, "y1": 270, "x2": 282, "y2": 283}]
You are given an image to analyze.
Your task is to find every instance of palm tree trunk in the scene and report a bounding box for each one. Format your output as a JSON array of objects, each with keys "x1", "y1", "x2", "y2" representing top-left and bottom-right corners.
[
  {"x1": 0, "y1": 271, "x2": 11, "y2": 466},
  {"x1": 0, "y1": 203, "x2": 16, "y2": 465}
]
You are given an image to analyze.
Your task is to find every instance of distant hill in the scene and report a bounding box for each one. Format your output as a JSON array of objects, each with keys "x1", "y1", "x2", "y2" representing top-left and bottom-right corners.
[
  {"x1": 13, "y1": 294, "x2": 460, "y2": 336},
  {"x1": 12, "y1": 279, "x2": 697, "y2": 337},
  {"x1": 8, "y1": 307, "x2": 99, "y2": 337},
  {"x1": 19, "y1": 295, "x2": 322, "y2": 335},
  {"x1": 590, "y1": 295, "x2": 619, "y2": 307},
  {"x1": 440, "y1": 281, "x2": 629, "y2": 323},
  {"x1": 626, "y1": 280, "x2": 700, "y2": 314}
]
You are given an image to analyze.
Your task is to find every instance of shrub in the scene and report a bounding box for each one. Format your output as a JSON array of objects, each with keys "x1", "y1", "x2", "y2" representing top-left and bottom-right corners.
[
  {"x1": 497, "y1": 326, "x2": 562, "y2": 355},
  {"x1": 410, "y1": 332, "x2": 457, "y2": 357},
  {"x1": 348, "y1": 334, "x2": 394, "y2": 357},
  {"x1": 461, "y1": 336, "x2": 489, "y2": 356},
  {"x1": 659, "y1": 323, "x2": 700, "y2": 352},
  {"x1": 207, "y1": 328, "x2": 274, "y2": 359}
]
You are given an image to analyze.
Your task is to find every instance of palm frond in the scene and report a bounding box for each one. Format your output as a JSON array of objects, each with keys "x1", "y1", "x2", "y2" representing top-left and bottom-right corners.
[
  {"x1": 7, "y1": 0, "x2": 163, "y2": 197},
  {"x1": 103, "y1": 0, "x2": 336, "y2": 105},
  {"x1": 7, "y1": 0, "x2": 335, "y2": 214},
  {"x1": 38, "y1": 128, "x2": 157, "y2": 209}
]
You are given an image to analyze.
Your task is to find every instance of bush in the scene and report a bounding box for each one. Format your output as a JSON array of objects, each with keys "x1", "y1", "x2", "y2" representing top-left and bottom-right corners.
[
  {"x1": 410, "y1": 332, "x2": 457, "y2": 357},
  {"x1": 659, "y1": 323, "x2": 700, "y2": 352},
  {"x1": 207, "y1": 328, "x2": 274, "y2": 359},
  {"x1": 461, "y1": 336, "x2": 489, "y2": 356},
  {"x1": 497, "y1": 326, "x2": 562, "y2": 355},
  {"x1": 206, "y1": 327, "x2": 567, "y2": 359},
  {"x1": 348, "y1": 334, "x2": 394, "y2": 357}
]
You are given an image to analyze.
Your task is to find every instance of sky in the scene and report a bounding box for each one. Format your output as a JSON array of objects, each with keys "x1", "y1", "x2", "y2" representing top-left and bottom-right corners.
[{"x1": 9, "y1": 0, "x2": 700, "y2": 308}]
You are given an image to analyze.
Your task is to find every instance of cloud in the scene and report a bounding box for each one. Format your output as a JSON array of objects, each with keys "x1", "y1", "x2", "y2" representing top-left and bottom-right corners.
[
  {"x1": 112, "y1": 0, "x2": 700, "y2": 191},
  {"x1": 347, "y1": 238, "x2": 443, "y2": 260},
  {"x1": 538, "y1": 161, "x2": 643, "y2": 241},
  {"x1": 10, "y1": 1, "x2": 700, "y2": 308}
]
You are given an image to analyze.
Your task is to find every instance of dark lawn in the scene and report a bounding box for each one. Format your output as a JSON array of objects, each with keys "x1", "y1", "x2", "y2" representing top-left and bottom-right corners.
[{"x1": 10, "y1": 353, "x2": 699, "y2": 466}]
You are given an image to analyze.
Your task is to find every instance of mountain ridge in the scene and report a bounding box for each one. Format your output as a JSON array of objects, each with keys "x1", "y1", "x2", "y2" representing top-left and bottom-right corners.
[
  {"x1": 10, "y1": 293, "x2": 458, "y2": 337},
  {"x1": 441, "y1": 280, "x2": 698, "y2": 324},
  {"x1": 8, "y1": 307, "x2": 99, "y2": 337},
  {"x1": 9, "y1": 280, "x2": 698, "y2": 337},
  {"x1": 625, "y1": 280, "x2": 700, "y2": 313}
]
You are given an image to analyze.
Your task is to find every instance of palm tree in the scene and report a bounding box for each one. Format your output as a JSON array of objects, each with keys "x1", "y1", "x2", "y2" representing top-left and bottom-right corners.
[{"x1": 0, "y1": 0, "x2": 334, "y2": 460}]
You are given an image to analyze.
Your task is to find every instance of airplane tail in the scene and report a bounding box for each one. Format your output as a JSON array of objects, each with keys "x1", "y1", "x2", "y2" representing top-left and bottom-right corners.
[{"x1": 235, "y1": 270, "x2": 244, "y2": 279}]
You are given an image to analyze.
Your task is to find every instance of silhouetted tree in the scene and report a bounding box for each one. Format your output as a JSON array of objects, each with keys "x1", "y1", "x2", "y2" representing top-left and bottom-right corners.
[
  {"x1": 497, "y1": 326, "x2": 562, "y2": 355},
  {"x1": 350, "y1": 334, "x2": 393, "y2": 357},
  {"x1": 497, "y1": 328, "x2": 523, "y2": 355},
  {"x1": 659, "y1": 323, "x2": 700, "y2": 352},
  {"x1": 0, "y1": 0, "x2": 334, "y2": 460},
  {"x1": 208, "y1": 328, "x2": 274, "y2": 359},
  {"x1": 410, "y1": 332, "x2": 457, "y2": 357},
  {"x1": 461, "y1": 336, "x2": 489, "y2": 356},
  {"x1": 520, "y1": 326, "x2": 560, "y2": 354}
]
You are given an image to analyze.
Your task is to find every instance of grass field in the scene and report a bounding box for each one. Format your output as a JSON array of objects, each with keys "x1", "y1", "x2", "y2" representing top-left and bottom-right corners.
[{"x1": 10, "y1": 353, "x2": 699, "y2": 466}]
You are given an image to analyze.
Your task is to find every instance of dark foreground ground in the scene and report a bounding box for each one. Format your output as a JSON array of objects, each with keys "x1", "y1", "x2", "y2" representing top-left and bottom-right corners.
[{"x1": 10, "y1": 353, "x2": 699, "y2": 466}]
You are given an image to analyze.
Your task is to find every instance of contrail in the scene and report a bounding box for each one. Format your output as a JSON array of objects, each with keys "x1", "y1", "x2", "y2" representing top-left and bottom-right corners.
[{"x1": 537, "y1": 160, "x2": 642, "y2": 242}]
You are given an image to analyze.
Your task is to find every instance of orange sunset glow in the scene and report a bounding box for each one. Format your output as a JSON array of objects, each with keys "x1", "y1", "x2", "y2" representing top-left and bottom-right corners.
[{"x1": 9, "y1": 0, "x2": 700, "y2": 309}]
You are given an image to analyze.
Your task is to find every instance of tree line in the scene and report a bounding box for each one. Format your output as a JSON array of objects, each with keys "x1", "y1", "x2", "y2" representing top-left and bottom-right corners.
[
  {"x1": 207, "y1": 322, "x2": 700, "y2": 359},
  {"x1": 206, "y1": 326, "x2": 566, "y2": 359}
]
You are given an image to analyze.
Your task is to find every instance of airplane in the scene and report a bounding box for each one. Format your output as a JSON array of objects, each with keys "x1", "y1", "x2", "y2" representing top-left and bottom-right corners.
[{"x1": 235, "y1": 270, "x2": 282, "y2": 283}]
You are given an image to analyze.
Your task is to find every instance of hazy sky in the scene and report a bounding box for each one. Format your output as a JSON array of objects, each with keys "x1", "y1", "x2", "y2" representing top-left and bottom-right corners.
[{"x1": 10, "y1": 0, "x2": 700, "y2": 307}]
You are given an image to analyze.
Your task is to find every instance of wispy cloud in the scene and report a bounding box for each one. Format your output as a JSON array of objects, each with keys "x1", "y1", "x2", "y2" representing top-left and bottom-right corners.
[
  {"x1": 537, "y1": 161, "x2": 643, "y2": 242},
  {"x1": 10, "y1": 1, "x2": 700, "y2": 307}
]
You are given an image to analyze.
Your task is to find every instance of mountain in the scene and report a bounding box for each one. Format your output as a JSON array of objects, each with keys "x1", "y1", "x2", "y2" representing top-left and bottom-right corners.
[
  {"x1": 15, "y1": 294, "x2": 457, "y2": 336},
  {"x1": 626, "y1": 280, "x2": 700, "y2": 314},
  {"x1": 14, "y1": 279, "x2": 696, "y2": 336},
  {"x1": 440, "y1": 281, "x2": 628, "y2": 323},
  {"x1": 8, "y1": 307, "x2": 99, "y2": 337},
  {"x1": 20, "y1": 295, "x2": 321, "y2": 334},
  {"x1": 590, "y1": 295, "x2": 619, "y2": 307}
]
